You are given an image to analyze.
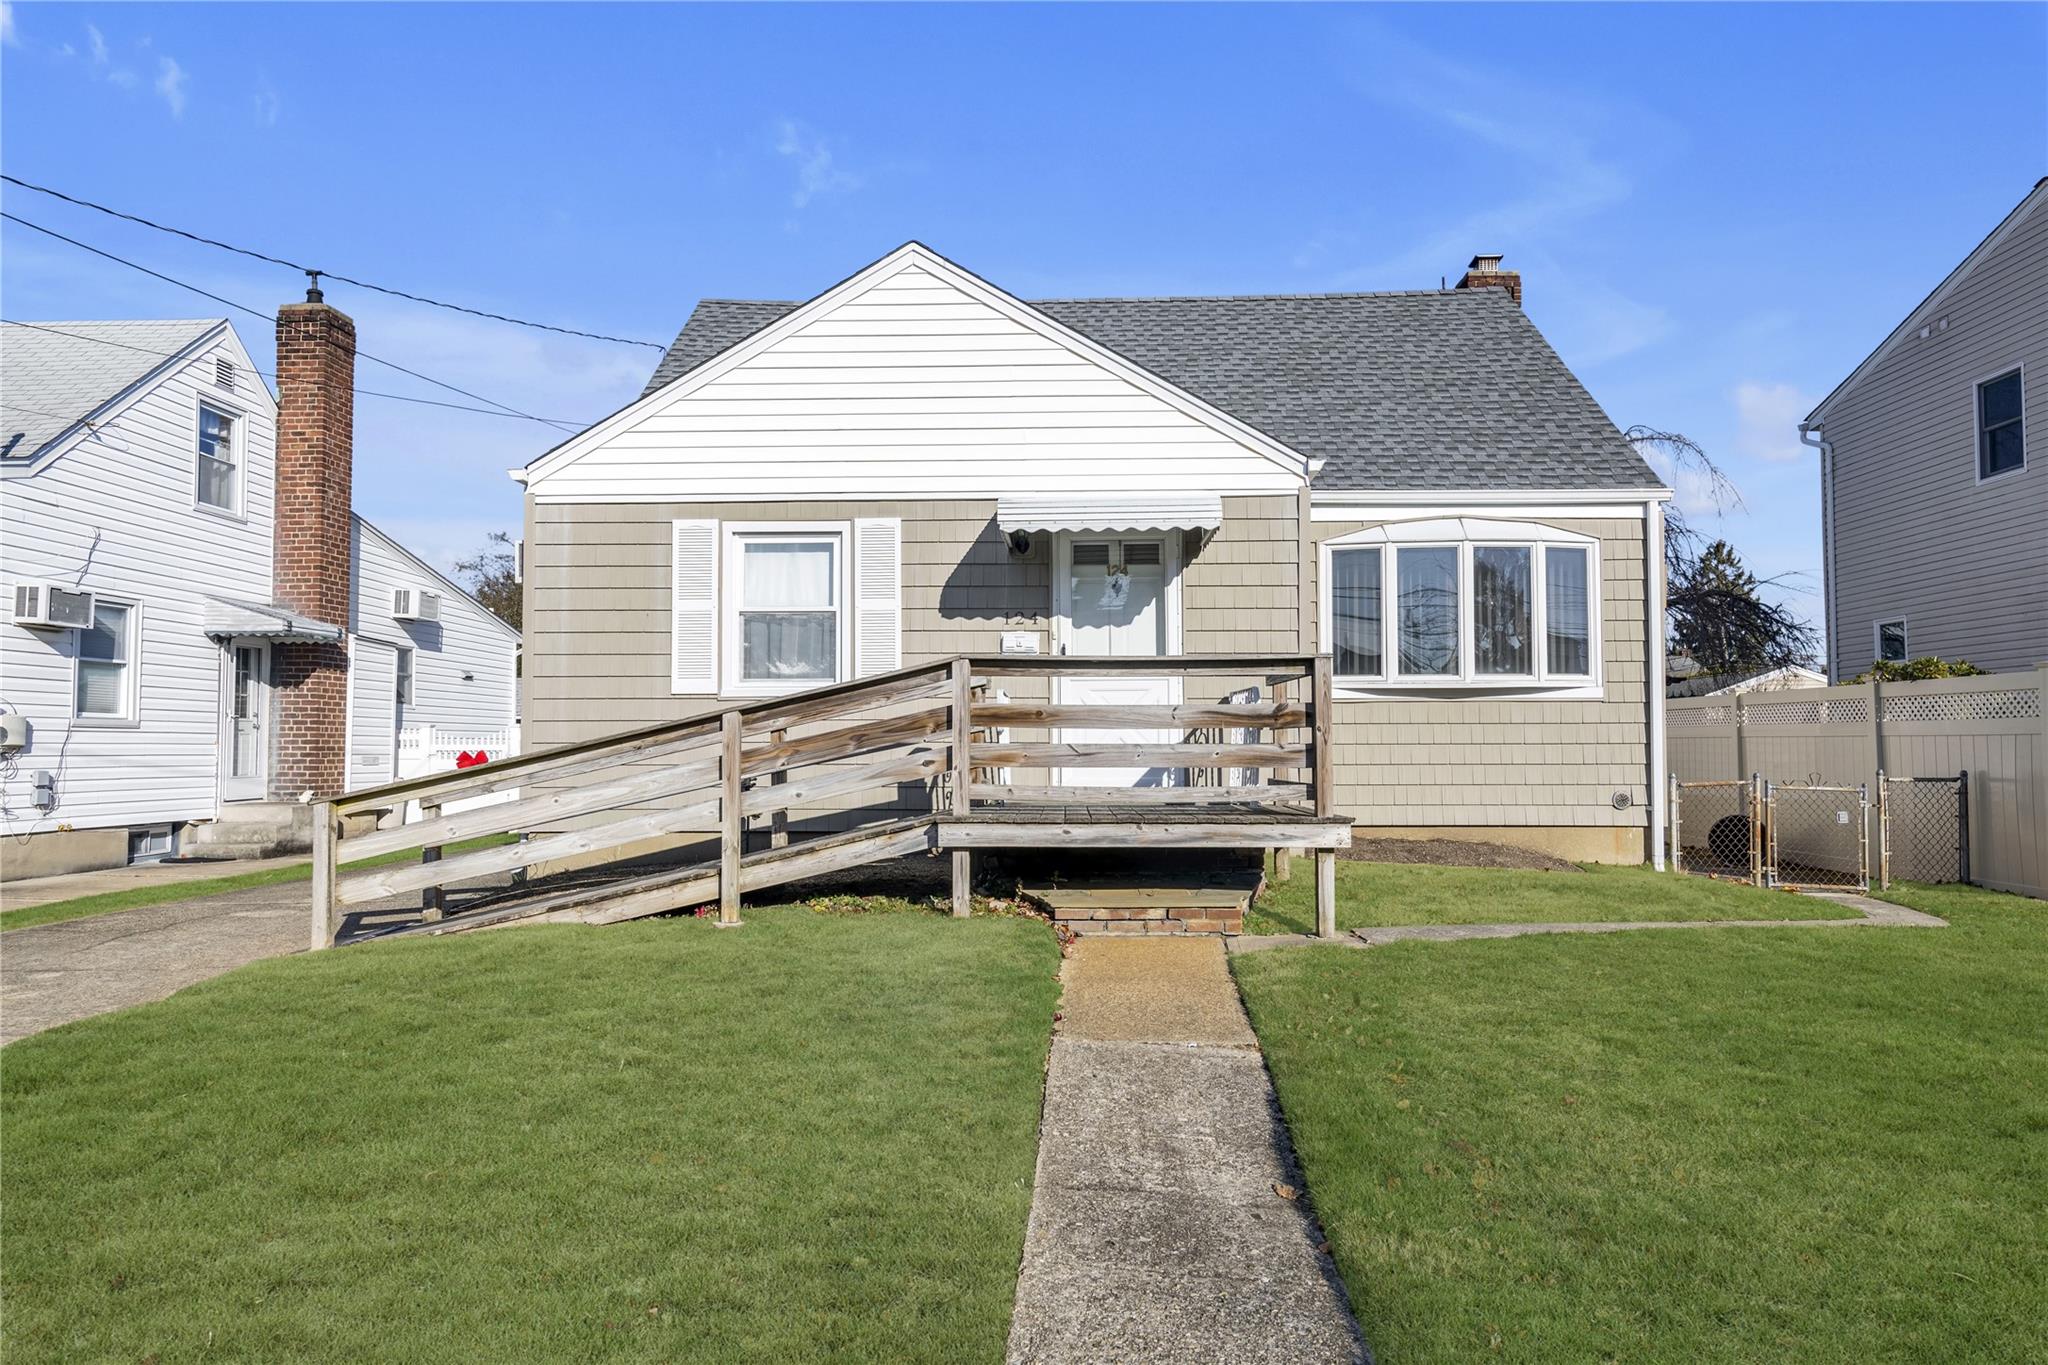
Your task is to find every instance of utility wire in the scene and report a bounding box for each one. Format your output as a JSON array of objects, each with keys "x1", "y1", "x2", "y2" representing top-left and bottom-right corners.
[
  {"x1": 0, "y1": 319, "x2": 598, "y2": 425},
  {"x1": 2, "y1": 173, "x2": 665, "y2": 349},
  {"x1": 3, "y1": 212, "x2": 581, "y2": 431}
]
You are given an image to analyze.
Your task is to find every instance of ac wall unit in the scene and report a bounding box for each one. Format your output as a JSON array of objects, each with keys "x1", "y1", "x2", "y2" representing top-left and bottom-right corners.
[
  {"x1": 11, "y1": 581, "x2": 94, "y2": 630},
  {"x1": 391, "y1": 586, "x2": 443, "y2": 622}
]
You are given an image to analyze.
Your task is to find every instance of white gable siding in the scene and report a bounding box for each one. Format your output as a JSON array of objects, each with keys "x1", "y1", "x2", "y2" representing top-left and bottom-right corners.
[
  {"x1": 0, "y1": 331, "x2": 275, "y2": 835},
  {"x1": 526, "y1": 263, "x2": 1306, "y2": 503},
  {"x1": 348, "y1": 518, "x2": 518, "y2": 735}
]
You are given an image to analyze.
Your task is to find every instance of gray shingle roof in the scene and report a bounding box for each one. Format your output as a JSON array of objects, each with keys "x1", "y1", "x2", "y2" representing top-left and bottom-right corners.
[
  {"x1": 1, "y1": 319, "x2": 222, "y2": 459},
  {"x1": 641, "y1": 288, "x2": 1660, "y2": 492}
]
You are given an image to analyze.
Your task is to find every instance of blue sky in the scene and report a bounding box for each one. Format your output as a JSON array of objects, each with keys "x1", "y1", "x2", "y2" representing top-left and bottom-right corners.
[{"x1": 4, "y1": 2, "x2": 2043, "y2": 628}]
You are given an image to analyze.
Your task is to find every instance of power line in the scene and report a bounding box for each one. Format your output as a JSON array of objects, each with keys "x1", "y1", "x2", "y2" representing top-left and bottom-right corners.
[
  {"x1": 2, "y1": 212, "x2": 582, "y2": 431},
  {"x1": 0, "y1": 319, "x2": 599, "y2": 425},
  {"x1": 2, "y1": 173, "x2": 665, "y2": 349}
]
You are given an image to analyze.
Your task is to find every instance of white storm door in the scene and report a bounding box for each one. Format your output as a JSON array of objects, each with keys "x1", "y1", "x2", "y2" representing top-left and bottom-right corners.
[
  {"x1": 347, "y1": 638, "x2": 401, "y2": 792},
  {"x1": 1055, "y1": 536, "x2": 1181, "y2": 787},
  {"x1": 221, "y1": 640, "x2": 270, "y2": 802}
]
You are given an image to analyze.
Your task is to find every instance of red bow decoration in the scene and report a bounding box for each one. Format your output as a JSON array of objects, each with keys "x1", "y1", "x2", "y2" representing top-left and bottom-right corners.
[{"x1": 454, "y1": 750, "x2": 490, "y2": 769}]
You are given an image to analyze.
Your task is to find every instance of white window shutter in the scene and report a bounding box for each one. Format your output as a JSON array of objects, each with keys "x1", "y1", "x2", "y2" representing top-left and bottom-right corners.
[
  {"x1": 853, "y1": 517, "x2": 903, "y2": 677},
  {"x1": 671, "y1": 518, "x2": 718, "y2": 694}
]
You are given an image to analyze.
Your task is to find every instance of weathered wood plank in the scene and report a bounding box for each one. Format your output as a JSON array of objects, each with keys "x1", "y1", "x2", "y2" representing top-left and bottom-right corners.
[
  {"x1": 310, "y1": 802, "x2": 337, "y2": 950},
  {"x1": 952, "y1": 849, "x2": 971, "y2": 918},
  {"x1": 971, "y1": 742, "x2": 1308, "y2": 769},
  {"x1": 340, "y1": 752, "x2": 721, "y2": 863},
  {"x1": 419, "y1": 801, "x2": 444, "y2": 923},
  {"x1": 742, "y1": 747, "x2": 945, "y2": 816},
  {"x1": 968, "y1": 654, "x2": 1314, "y2": 677},
  {"x1": 720, "y1": 710, "x2": 742, "y2": 926},
  {"x1": 740, "y1": 669, "x2": 950, "y2": 736},
  {"x1": 741, "y1": 705, "x2": 951, "y2": 778},
  {"x1": 971, "y1": 702, "x2": 1307, "y2": 729},
  {"x1": 338, "y1": 794, "x2": 721, "y2": 905},
  {"x1": 334, "y1": 718, "x2": 720, "y2": 816},
  {"x1": 968, "y1": 782, "x2": 1310, "y2": 805},
  {"x1": 938, "y1": 820, "x2": 1351, "y2": 850},
  {"x1": 951, "y1": 659, "x2": 972, "y2": 819},
  {"x1": 1312, "y1": 655, "x2": 1335, "y2": 818},
  {"x1": 1315, "y1": 848, "x2": 1338, "y2": 938}
]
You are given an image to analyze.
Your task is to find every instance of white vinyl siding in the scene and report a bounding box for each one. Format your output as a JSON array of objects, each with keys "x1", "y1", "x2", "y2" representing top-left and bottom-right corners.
[
  {"x1": 347, "y1": 518, "x2": 520, "y2": 734},
  {"x1": 524, "y1": 257, "x2": 1305, "y2": 503},
  {"x1": 0, "y1": 331, "x2": 276, "y2": 832},
  {"x1": 346, "y1": 638, "x2": 400, "y2": 791}
]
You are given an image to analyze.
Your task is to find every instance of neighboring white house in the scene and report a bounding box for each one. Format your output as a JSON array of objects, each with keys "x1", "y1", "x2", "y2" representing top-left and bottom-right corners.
[{"x1": 0, "y1": 316, "x2": 518, "y2": 878}]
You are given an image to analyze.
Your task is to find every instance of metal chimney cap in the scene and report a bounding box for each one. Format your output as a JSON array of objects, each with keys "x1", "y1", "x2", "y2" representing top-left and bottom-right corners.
[{"x1": 1467, "y1": 253, "x2": 1505, "y2": 272}]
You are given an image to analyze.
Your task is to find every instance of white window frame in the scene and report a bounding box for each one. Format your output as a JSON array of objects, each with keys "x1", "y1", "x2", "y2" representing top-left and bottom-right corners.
[
  {"x1": 720, "y1": 521, "x2": 851, "y2": 697},
  {"x1": 1973, "y1": 364, "x2": 2026, "y2": 484},
  {"x1": 1874, "y1": 618, "x2": 1908, "y2": 664},
  {"x1": 193, "y1": 392, "x2": 249, "y2": 520},
  {"x1": 72, "y1": 598, "x2": 140, "y2": 726},
  {"x1": 1319, "y1": 518, "x2": 1603, "y2": 699},
  {"x1": 395, "y1": 645, "x2": 416, "y2": 708}
]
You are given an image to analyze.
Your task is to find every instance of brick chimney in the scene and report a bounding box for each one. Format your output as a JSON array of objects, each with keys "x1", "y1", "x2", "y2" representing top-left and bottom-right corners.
[
  {"x1": 1455, "y1": 253, "x2": 1523, "y2": 306},
  {"x1": 270, "y1": 281, "x2": 355, "y2": 800}
]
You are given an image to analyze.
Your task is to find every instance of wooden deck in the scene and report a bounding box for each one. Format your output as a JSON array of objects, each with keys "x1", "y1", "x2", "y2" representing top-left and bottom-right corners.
[{"x1": 312, "y1": 653, "x2": 1351, "y2": 944}]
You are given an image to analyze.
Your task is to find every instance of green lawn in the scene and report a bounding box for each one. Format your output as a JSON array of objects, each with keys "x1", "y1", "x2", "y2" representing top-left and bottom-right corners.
[
  {"x1": 1244, "y1": 855, "x2": 1859, "y2": 936},
  {"x1": 1234, "y1": 882, "x2": 2046, "y2": 1363},
  {"x1": 1, "y1": 906, "x2": 1060, "y2": 1364},
  {"x1": 0, "y1": 833, "x2": 518, "y2": 932}
]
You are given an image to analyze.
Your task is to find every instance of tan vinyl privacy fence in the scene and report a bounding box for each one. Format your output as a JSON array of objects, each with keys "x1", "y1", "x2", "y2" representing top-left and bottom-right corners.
[{"x1": 1667, "y1": 665, "x2": 2047, "y2": 899}]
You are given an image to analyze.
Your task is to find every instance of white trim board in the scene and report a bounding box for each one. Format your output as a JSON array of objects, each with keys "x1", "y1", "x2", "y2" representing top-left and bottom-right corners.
[{"x1": 517, "y1": 242, "x2": 1316, "y2": 498}]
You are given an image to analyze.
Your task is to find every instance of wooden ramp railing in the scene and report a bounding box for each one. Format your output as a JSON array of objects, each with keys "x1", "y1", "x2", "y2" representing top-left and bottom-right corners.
[{"x1": 313, "y1": 654, "x2": 1348, "y2": 946}]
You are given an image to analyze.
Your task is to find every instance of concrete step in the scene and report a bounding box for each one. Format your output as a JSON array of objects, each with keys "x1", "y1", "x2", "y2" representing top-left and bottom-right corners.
[{"x1": 1018, "y1": 858, "x2": 1262, "y2": 936}]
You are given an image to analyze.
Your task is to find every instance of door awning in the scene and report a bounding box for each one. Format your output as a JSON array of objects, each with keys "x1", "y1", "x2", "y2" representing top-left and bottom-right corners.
[
  {"x1": 995, "y1": 494, "x2": 1224, "y2": 535},
  {"x1": 202, "y1": 596, "x2": 345, "y2": 643}
]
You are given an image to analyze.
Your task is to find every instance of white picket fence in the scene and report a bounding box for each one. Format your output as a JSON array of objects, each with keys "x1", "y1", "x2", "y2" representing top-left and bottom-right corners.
[{"x1": 395, "y1": 724, "x2": 521, "y2": 822}]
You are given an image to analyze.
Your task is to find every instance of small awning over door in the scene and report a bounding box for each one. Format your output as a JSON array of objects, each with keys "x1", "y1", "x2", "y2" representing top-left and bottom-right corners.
[
  {"x1": 201, "y1": 596, "x2": 344, "y2": 643},
  {"x1": 996, "y1": 494, "x2": 1223, "y2": 535}
]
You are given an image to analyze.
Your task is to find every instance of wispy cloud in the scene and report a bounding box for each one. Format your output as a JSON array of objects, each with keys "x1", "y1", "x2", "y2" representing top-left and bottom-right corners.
[
  {"x1": 1, "y1": 3, "x2": 17, "y2": 48},
  {"x1": 85, "y1": 21, "x2": 106, "y2": 64},
  {"x1": 1733, "y1": 381, "x2": 1814, "y2": 463},
  {"x1": 253, "y1": 77, "x2": 280, "y2": 126},
  {"x1": 154, "y1": 55, "x2": 187, "y2": 117},
  {"x1": 1317, "y1": 21, "x2": 1677, "y2": 365},
  {"x1": 773, "y1": 119, "x2": 862, "y2": 209}
]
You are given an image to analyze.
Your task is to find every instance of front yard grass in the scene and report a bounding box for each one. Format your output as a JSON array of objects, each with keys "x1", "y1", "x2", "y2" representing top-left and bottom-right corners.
[
  {"x1": 1243, "y1": 855, "x2": 1859, "y2": 936},
  {"x1": 1234, "y1": 881, "x2": 2046, "y2": 1363},
  {"x1": 1, "y1": 905, "x2": 1060, "y2": 1363}
]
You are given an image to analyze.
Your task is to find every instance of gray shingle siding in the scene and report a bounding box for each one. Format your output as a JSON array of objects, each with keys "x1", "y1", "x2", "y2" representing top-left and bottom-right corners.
[{"x1": 639, "y1": 289, "x2": 1659, "y2": 493}]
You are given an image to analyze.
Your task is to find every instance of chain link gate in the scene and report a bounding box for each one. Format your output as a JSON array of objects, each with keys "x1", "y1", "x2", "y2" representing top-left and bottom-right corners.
[
  {"x1": 1763, "y1": 780, "x2": 1869, "y2": 891},
  {"x1": 1877, "y1": 770, "x2": 1970, "y2": 888},
  {"x1": 1670, "y1": 777, "x2": 1764, "y2": 884}
]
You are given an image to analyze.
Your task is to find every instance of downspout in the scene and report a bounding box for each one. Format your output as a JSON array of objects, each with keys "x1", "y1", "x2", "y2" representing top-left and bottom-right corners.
[
  {"x1": 1799, "y1": 421, "x2": 1835, "y2": 683},
  {"x1": 1647, "y1": 497, "x2": 1668, "y2": 869}
]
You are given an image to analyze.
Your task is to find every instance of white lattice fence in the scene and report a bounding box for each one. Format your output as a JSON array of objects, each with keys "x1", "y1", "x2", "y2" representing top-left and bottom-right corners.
[
  {"x1": 396, "y1": 724, "x2": 522, "y2": 820},
  {"x1": 1667, "y1": 666, "x2": 2047, "y2": 899}
]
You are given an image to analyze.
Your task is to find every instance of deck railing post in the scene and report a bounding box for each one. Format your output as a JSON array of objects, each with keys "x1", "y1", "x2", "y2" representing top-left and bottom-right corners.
[
  {"x1": 768, "y1": 728, "x2": 790, "y2": 850},
  {"x1": 719, "y1": 710, "x2": 743, "y2": 926},
  {"x1": 420, "y1": 801, "x2": 444, "y2": 923},
  {"x1": 310, "y1": 801, "x2": 338, "y2": 950},
  {"x1": 1272, "y1": 678, "x2": 1293, "y2": 882},
  {"x1": 1311, "y1": 655, "x2": 1337, "y2": 939},
  {"x1": 950, "y1": 657, "x2": 972, "y2": 918}
]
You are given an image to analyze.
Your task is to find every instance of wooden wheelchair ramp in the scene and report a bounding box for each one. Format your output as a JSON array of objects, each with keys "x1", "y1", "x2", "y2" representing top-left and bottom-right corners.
[{"x1": 312, "y1": 655, "x2": 1350, "y2": 947}]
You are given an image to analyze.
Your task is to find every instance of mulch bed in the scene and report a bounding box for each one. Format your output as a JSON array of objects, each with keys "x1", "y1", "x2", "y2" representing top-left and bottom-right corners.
[{"x1": 1337, "y1": 838, "x2": 1581, "y2": 873}]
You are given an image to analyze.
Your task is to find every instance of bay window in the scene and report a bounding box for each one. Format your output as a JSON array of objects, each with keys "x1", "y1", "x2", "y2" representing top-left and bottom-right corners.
[{"x1": 1324, "y1": 520, "x2": 1600, "y2": 691}]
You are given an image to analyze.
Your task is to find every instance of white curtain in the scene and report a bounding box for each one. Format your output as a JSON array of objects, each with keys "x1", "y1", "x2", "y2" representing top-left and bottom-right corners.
[{"x1": 742, "y1": 541, "x2": 834, "y2": 608}]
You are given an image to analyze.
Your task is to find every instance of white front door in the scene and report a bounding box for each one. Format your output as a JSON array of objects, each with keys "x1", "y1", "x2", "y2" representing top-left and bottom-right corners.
[
  {"x1": 347, "y1": 638, "x2": 401, "y2": 792},
  {"x1": 221, "y1": 639, "x2": 270, "y2": 802},
  {"x1": 1055, "y1": 535, "x2": 1180, "y2": 787}
]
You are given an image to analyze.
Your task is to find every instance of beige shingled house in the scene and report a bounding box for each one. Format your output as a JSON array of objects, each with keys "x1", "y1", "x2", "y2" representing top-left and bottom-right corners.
[{"x1": 511, "y1": 242, "x2": 1672, "y2": 870}]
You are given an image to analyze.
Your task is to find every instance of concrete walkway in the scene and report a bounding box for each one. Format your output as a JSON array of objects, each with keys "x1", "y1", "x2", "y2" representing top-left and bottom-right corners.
[
  {"x1": 1229, "y1": 891, "x2": 1947, "y2": 956},
  {"x1": 0, "y1": 854, "x2": 308, "y2": 913},
  {"x1": 1007, "y1": 938, "x2": 1369, "y2": 1364}
]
